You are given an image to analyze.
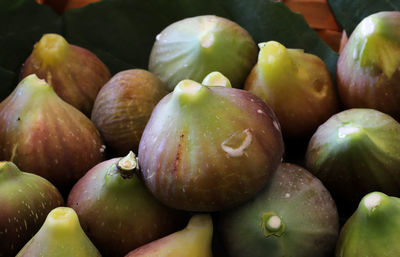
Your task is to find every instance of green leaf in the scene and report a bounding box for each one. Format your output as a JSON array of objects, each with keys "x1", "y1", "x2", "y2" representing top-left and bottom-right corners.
[
  {"x1": 63, "y1": 0, "x2": 337, "y2": 77},
  {"x1": 0, "y1": 0, "x2": 62, "y2": 101},
  {"x1": 328, "y1": 0, "x2": 400, "y2": 34}
]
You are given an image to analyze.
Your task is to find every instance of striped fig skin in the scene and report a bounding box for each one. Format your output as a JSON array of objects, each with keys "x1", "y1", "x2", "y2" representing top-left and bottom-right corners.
[
  {"x1": 20, "y1": 33, "x2": 111, "y2": 116},
  {"x1": 0, "y1": 74, "x2": 105, "y2": 194},
  {"x1": 0, "y1": 162, "x2": 63, "y2": 257},
  {"x1": 138, "y1": 82, "x2": 284, "y2": 212},
  {"x1": 91, "y1": 69, "x2": 168, "y2": 156}
]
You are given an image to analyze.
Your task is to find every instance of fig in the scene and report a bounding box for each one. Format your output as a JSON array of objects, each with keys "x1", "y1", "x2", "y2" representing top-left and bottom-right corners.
[
  {"x1": 67, "y1": 151, "x2": 187, "y2": 257},
  {"x1": 16, "y1": 207, "x2": 101, "y2": 257},
  {"x1": 20, "y1": 33, "x2": 111, "y2": 116},
  {"x1": 245, "y1": 41, "x2": 339, "y2": 140},
  {"x1": 91, "y1": 69, "x2": 168, "y2": 156},
  {"x1": 125, "y1": 214, "x2": 213, "y2": 257},
  {"x1": 138, "y1": 79, "x2": 284, "y2": 212},
  {"x1": 148, "y1": 15, "x2": 258, "y2": 90},
  {"x1": 337, "y1": 11, "x2": 400, "y2": 118},
  {"x1": 306, "y1": 108, "x2": 400, "y2": 211},
  {"x1": 0, "y1": 161, "x2": 63, "y2": 257},
  {"x1": 336, "y1": 192, "x2": 400, "y2": 257},
  {"x1": 0, "y1": 74, "x2": 105, "y2": 194},
  {"x1": 219, "y1": 163, "x2": 339, "y2": 257}
]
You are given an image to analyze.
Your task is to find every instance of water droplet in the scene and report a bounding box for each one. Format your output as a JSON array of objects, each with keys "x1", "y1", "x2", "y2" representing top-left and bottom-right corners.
[{"x1": 221, "y1": 129, "x2": 252, "y2": 157}]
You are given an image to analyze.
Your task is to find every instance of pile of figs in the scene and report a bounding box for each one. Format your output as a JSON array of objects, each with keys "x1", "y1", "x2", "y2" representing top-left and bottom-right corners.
[{"x1": 1, "y1": 9, "x2": 400, "y2": 257}]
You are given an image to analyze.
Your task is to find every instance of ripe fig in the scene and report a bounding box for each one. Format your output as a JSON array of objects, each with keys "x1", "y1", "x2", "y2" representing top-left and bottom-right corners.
[
  {"x1": 125, "y1": 214, "x2": 213, "y2": 257},
  {"x1": 336, "y1": 192, "x2": 400, "y2": 257},
  {"x1": 337, "y1": 11, "x2": 400, "y2": 118},
  {"x1": 67, "y1": 151, "x2": 187, "y2": 257},
  {"x1": 20, "y1": 33, "x2": 111, "y2": 116},
  {"x1": 219, "y1": 163, "x2": 339, "y2": 257},
  {"x1": 306, "y1": 108, "x2": 400, "y2": 212},
  {"x1": 16, "y1": 207, "x2": 101, "y2": 257},
  {"x1": 0, "y1": 161, "x2": 63, "y2": 257},
  {"x1": 138, "y1": 79, "x2": 284, "y2": 212},
  {"x1": 0, "y1": 74, "x2": 105, "y2": 194},
  {"x1": 148, "y1": 15, "x2": 258, "y2": 90},
  {"x1": 91, "y1": 69, "x2": 168, "y2": 156},
  {"x1": 245, "y1": 41, "x2": 339, "y2": 140}
]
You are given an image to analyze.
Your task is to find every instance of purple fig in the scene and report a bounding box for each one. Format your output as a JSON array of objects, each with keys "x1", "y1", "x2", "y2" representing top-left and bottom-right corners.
[
  {"x1": 91, "y1": 69, "x2": 168, "y2": 156},
  {"x1": 0, "y1": 74, "x2": 105, "y2": 194},
  {"x1": 0, "y1": 161, "x2": 63, "y2": 257},
  {"x1": 67, "y1": 151, "x2": 187, "y2": 257},
  {"x1": 20, "y1": 33, "x2": 111, "y2": 116},
  {"x1": 337, "y1": 11, "x2": 400, "y2": 118},
  {"x1": 245, "y1": 41, "x2": 339, "y2": 140},
  {"x1": 148, "y1": 15, "x2": 258, "y2": 90},
  {"x1": 138, "y1": 79, "x2": 284, "y2": 212}
]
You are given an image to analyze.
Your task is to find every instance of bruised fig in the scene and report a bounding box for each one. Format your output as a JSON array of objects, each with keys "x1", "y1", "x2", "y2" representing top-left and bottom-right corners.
[
  {"x1": 138, "y1": 79, "x2": 284, "y2": 212},
  {"x1": 245, "y1": 41, "x2": 339, "y2": 140},
  {"x1": 336, "y1": 192, "x2": 400, "y2": 257},
  {"x1": 125, "y1": 214, "x2": 213, "y2": 257},
  {"x1": 20, "y1": 33, "x2": 111, "y2": 116},
  {"x1": 16, "y1": 207, "x2": 101, "y2": 257},
  {"x1": 149, "y1": 15, "x2": 258, "y2": 90},
  {"x1": 220, "y1": 163, "x2": 339, "y2": 257},
  {"x1": 306, "y1": 108, "x2": 400, "y2": 212},
  {"x1": 0, "y1": 162, "x2": 63, "y2": 257},
  {"x1": 337, "y1": 11, "x2": 400, "y2": 118},
  {"x1": 67, "y1": 151, "x2": 187, "y2": 257},
  {"x1": 0, "y1": 74, "x2": 105, "y2": 194},
  {"x1": 91, "y1": 69, "x2": 168, "y2": 156}
]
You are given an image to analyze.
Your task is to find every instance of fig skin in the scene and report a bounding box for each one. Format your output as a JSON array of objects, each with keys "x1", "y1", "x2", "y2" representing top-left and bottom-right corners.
[
  {"x1": 306, "y1": 108, "x2": 400, "y2": 212},
  {"x1": 16, "y1": 207, "x2": 101, "y2": 257},
  {"x1": 0, "y1": 162, "x2": 64, "y2": 257},
  {"x1": 0, "y1": 74, "x2": 105, "y2": 194},
  {"x1": 245, "y1": 41, "x2": 339, "y2": 140},
  {"x1": 138, "y1": 79, "x2": 284, "y2": 212},
  {"x1": 149, "y1": 15, "x2": 258, "y2": 90},
  {"x1": 336, "y1": 192, "x2": 400, "y2": 257},
  {"x1": 219, "y1": 163, "x2": 339, "y2": 257},
  {"x1": 67, "y1": 152, "x2": 188, "y2": 257},
  {"x1": 91, "y1": 69, "x2": 168, "y2": 156},
  {"x1": 337, "y1": 11, "x2": 400, "y2": 118},
  {"x1": 20, "y1": 33, "x2": 111, "y2": 116},
  {"x1": 125, "y1": 214, "x2": 213, "y2": 257}
]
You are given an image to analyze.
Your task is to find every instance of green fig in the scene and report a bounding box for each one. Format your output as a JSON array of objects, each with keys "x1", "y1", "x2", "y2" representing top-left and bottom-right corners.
[
  {"x1": 306, "y1": 108, "x2": 400, "y2": 211},
  {"x1": 245, "y1": 41, "x2": 339, "y2": 140},
  {"x1": 91, "y1": 69, "x2": 168, "y2": 156},
  {"x1": 138, "y1": 79, "x2": 284, "y2": 212},
  {"x1": 219, "y1": 163, "x2": 339, "y2": 257},
  {"x1": 148, "y1": 15, "x2": 258, "y2": 90},
  {"x1": 20, "y1": 33, "x2": 111, "y2": 116},
  {"x1": 125, "y1": 214, "x2": 213, "y2": 257},
  {"x1": 67, "y1": 151, "x2": 187, "y2": 257},
  {"x1": 336, "y1": 192, "x2": 400, "y2": 257},
  {"x1": 337, "y1": 11, "x2": 400, "y2": 118},
  {"x1": 0, "y1": 161, "x2": 63, "y2": 257},
  {"x1": 0, "y1": 74, "x2": 105, "y2": 194},
  {"x1": 16, "y1": 207, "x2": 101, "y2": 257}
]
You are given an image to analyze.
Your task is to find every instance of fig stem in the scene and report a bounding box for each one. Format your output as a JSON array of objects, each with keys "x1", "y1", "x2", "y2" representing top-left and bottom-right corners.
[
  {"x1": 202, "y1": 71, "x2": 232, "y2": 88},
  {"x1": 116, "y1": 151, "x2": 139, "y2": 179},
  {"x1": 261, "y1": 212, "x2": 285, "y2": 237},
  {"x1": 0, "y1": 162, "x2": 21, "y2": 181}
]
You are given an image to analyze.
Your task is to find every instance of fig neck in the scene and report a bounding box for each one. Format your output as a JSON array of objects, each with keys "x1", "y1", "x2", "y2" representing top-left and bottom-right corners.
[
  {"x1": 0, "y1": 162, "x2": 21, "y2": 182},
  {"x1": 261, "y1": 212, "x2": 285, "y2": 238}
]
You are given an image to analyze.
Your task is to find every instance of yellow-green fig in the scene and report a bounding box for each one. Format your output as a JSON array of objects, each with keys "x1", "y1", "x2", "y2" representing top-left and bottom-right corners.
[
  {"x1": 125, "y1": 214, "x2": 213, "y2": 257},
  {"x1": 16, "y1": 207, "x2": 101, "y2": 257},
  {"x1": 149, "y1": 15, "x2": 258, "y2": 90},
  {"x1": 20, "y1": 33, "x2": 111, "y2": 116}
]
